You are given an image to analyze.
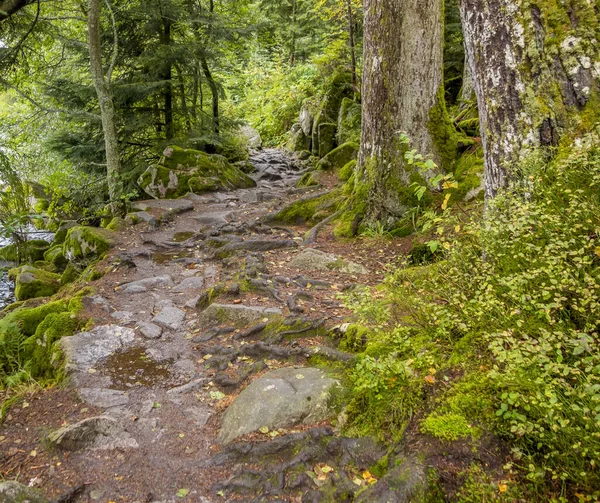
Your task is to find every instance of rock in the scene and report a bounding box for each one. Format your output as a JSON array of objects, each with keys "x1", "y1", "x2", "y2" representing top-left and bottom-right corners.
[
  {"x1": 47, "y1": 416, "x2": 138, "y2": 451},
  {"x1": 137, "y1": 321, "x2": 163, "y2": 340},
  {"x1": 53, "y1": 220, "x2": 78, "y2": 244},
  {"x1": 194, "y1": 212, "x2": 233, "y2": 226},
  {"x1": 132, "y1": 198, "x2": 194, "y2": 215},
  {"x1": 240, "y1": 125, "x2": 263, "y2": 149},
  {"x1": 79, "y1": 388, "x2": 130, "y2": 408},
  {"x1": 318, "y1": 123, "x2": 337, "y2": 158},
  {"x1": 153, "y1": 306, "x2": 186, "y2": 330},
  {"x1": 198, "y1": 303, "x2": 282, "y2": 327},
  {"x1": 288, "y1": 124, "x2": 311, "y2": 152},
  {"x1": 213, "y1": 239, "x2": 297, "y2": 258},
  {"x1": 173, "y1": 276, "x2": 204, "y2": 292},
  {"x1": 300, "y1": 103, "x2": 315, "y2": 136},
  {"x1": 118, "y1": 275, "x2": 174, "y2": 293},
  {"x1": 61, "y1": 325, "x2": 136, "y2": 372},
  {"x1": 110, "y1": 311, "x2": 134, "y2": 322},
  {"x1": 126, "y1": 211, "x2": 157, "y2": 228},
  {"x1": 138, "y1": 146, "x2": 256, "y2": 200},
  {"x1": 218, "y1": 367, "x2": 339, "y2": 444},
  {"x1": 354, "y1": 456, "x2": 428, "y2": 503},
  {"x1": 317, "y1": 142, "x2": 359, "y2": 171},
  {"x1": 43, "y1": 245, "x2": 68, "y2": 271},
  {"x1": 13, "y1": 265, "x2": 61, "y2": 301},
  {"x1": 82, "y1": 295, "x2": 112, "y2": 313},
  {"x1": 63, "y1": 226, "x2": 115, "y2": 265},
  {"x1": 289, "y1": 249, "x2": 368, "y2": 275},
  {"x1": 0, "y1": 481, "x2": 49, "y2": 503}
]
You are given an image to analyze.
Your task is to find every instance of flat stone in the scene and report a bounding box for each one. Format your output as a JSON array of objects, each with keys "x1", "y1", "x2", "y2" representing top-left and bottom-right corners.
[
  {"x1": 61, "y1": 326, "x2": 135, "y2": 372},
  {"x1": 79, "y1": 388, "x2": 130, "y2": 408},
  {"x1": 118, "y1": 275, "x2": 174, "y2": 293},
  {"x1": 185, "y1": 406, "x2": 212, "y2": 428},
  {"x1": 153, "y1": 306, "x2": 186, "y2": 330},
  {"x1": 111, "y1": 311, "x2": 134, "y2": 322},
  {"x1": 214, "y1": 239, "x2": 297, "y2": 256},
  {"x1": 289, "y1": 248, "x2": 368, "y2": 275},
  {"x1": 137, "y1": 321, "x2": 163, "y2": 340},
  {"x1": 218, "y1": 367, "x2": 339, "y2": 444},
  {"x1": 82, "y1": 295, "x2": 112, "y2": 313},
  {"x1": 128, "y1": 211, "x2": 157, "y2": 228},
  {"x1": 173, "y1": 276, "x2": 204, "y2": 292},
  {"x1": 133, "y1": 199, "x2": 194, "y2": 213},
  {"x1": 47, "y1": 416, "x2": 138, "y2": 451},
  {"x1": 198, "y1": 303, "x2": 282, "y2": 327},
  {"x1": 0, "y1": 481, "x2": 49, "y2": 503},
  {"x1": 193, "y1": 211, "x2": 233, "y2": 226}
]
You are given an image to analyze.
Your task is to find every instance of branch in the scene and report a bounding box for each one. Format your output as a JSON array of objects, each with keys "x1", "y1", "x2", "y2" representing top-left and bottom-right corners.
[
  {"x1": 0, "y1": 0, "x2": 35, "y2": 21},
  {"x1": 0, "y1": 0, "x2": 40, "y2": 67}
]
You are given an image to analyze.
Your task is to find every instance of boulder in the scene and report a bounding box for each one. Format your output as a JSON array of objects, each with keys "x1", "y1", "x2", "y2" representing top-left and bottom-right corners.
[
  {"x1": 240, "y1": 125, "x2": 263, "y2": 149},
  {"x1": 138, "y1": 146, "x2": 256, "y2": 200},
  {"x1": 288, "y1": 124, "x2": 311, "y2": 152},
  {"x1": 43, "y1": 245, "x2": 68, "y2": 271},
  {"x1": 0, "y1": 481, "x2": 49, "y2": 503},
  {"x1": 13, "y1": 265, "x2": 61, "y2": 301},
  {"x1": 300, "y1": 102, "x2": 315, "y2": 136},
  {"x1": 317, "y1": 142, "x2": 359, "y2": 171},
  {"x1": 198, "y1": 303, "x2": 282, "y2": 327},
  {"x1": 289, "y1": 249, "x2": 368, "y2": 275},
  {"x1": 47, "y1": 416, "x2": 138, "y2": 450},
  {"x1": 318, "y1": 123, "x2": 337, "y2": 158},
  {"x1": 0, "y1": 240, "x2": 51, "y2": 263},
  {"x1": 152, "y1": 305, "x2": 186, "y2": 331},
  {"x1": 63, "y1": 226, "x2": 115, "y2": 264},
  {"x1": 218, "y1": 367, "x2": 339, "y2": 444},
  {"x1": 337, "y1": 98, "x2": 362, "y2": 145}
]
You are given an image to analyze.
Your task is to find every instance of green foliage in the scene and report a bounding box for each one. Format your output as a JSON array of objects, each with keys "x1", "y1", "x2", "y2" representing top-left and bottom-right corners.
[{"x1": 420, "y1": 413, "x2": 473, "y2": 441}]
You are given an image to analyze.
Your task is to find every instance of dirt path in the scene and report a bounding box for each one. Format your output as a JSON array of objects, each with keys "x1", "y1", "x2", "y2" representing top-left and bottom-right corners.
[{"x1": 0, "y1": 149, "x2": 412, "y2": 503}]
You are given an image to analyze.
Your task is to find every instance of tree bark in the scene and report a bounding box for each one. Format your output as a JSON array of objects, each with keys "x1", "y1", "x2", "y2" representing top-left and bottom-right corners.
[
  {"x1": 458, "y1": 50, "x2": 475, "y2": 110},
  {"x1": 346, "y1": 0, "x2": 357, "y2": 90},
  {"x1": 161, "y1": 17, "x2": 174, "y2": 140},
  {"x1": 460, "y1": 0, "x2": 600, "y2": 200},
  {"x1": 355, "y1": 0, "x2": 456, "y2": 226},
  {"x1": 87, "y1": 0, "x2": 122, "y2": 212},
  {"x1": 201, "y1": 54, "x2": 219, "y2": 134},
  {"x1": 289, "y1": 0, "x2": 296, "y2": 66},
  {"x1": 0, "y1": 0, "x2": 34, "y2": 21}
]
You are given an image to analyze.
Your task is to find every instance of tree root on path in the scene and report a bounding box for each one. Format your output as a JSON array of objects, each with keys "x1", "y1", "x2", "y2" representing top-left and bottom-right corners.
[{"x1": 304, "y1": 210, "x2": 342, "y2": 245}]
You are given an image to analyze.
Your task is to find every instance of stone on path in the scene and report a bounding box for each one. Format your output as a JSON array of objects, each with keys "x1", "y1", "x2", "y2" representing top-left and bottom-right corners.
[
  {"x1": 79, "y1": 388, "x2": 130, "y2": 408},
  {"x1": 132, "y1": 199, "x2": 194, "y2": 215},
  {"x1": 153, "y1": 305, "x2": 186, "y2": 330},
  {"x1": 47, "y1": 416, "x2": 138, "y2": 451},
  {"x1": 198, "y1": 303, "x2": 282, "y2": 327},
  {"x1": 289, "y1": 248, "x2": 368, "y2": 275},
  {"x1": 61, "y1": 326, "x2": 135, "y2": 372},
  {"x1": 173, "y1": 276, "x2": 205, "y2": 292},
  {"x1": 219, "y1": 367, "x2": 339, "y2": 444},
  {"x1": 194, "y1": 211, "x2": 233, "y2": 226},
  {"x1": 138, "y1": 321, "x2": 163, "y2": 340},
  {"x1": 118, "y1": 275, "x2": 174, "y2": 294},
  {"x1": 0, "y1": 481, "x2": 49, "y2": 503},
  {"x1": 213, "y1": 239, "x2": 297, "y2": 257}
]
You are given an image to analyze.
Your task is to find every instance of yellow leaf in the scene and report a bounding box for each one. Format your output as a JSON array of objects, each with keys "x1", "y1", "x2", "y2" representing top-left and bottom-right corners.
[
  {"x1": 595, "y1": 247, "x2": 600, "y2": 258},
  {"x1": 498, "y1": 483, "x2": 508, "y2": 493},
  {"x1": 321, "y1": 465, "x2": 334, "y2": 474},
  {"x1": 259, "y1": 426, "x2": 269, "y2": 434},
  {"x1": 424, "y1": 375, "x2": 436, "y2": 384},
  {"x1": 441, "y1": 193, "x2": 451, "y2": 210},
  {"x1": 454, "y1": 225, "x2": 461, "y2": 233}
]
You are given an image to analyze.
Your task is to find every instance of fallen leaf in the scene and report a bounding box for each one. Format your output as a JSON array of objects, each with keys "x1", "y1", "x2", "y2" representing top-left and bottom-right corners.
[
  {"x1": 259, "y1": 426, "x2": 270, "y2": 434},
  {"x1": 176, "y1": 488, "x2": 190, "y2": 498},
  {"x1": 498, "y1": 483, "x2": 508, "y2": 493}
]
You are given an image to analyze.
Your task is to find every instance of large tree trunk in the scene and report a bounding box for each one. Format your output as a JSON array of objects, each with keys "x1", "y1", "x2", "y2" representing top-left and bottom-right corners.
[
  {"x1": 87, "y1": 0, "x2": 122, "y2": 212},
  {"x1": 355, "y1": 0, "x2": 456, "y2": 226},
  {"x1": 460, "y1": 0, "x2": 600, "y2": 200}
]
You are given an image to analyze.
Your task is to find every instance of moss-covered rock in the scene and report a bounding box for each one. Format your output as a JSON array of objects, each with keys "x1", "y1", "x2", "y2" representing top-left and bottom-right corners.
[
  {"x1": 139, "y1": 146, "x2": 256, "y2": 199},
  {"x1": 63, "y1": 226, "x2": 115, "y2": 264},
  {"x1": 60, "y1": 263, "x2": 81, "y2": 286},
  {"x1": 339, "y1": 160, "x2": 357, "y2": 182},
  {"x1": 0, "y1": 240, "x2": 51, "y2": 263},
  {"x1": 53, "y1": 221, "x2": 77, "y2": 245},
  {"x1": 337, "y1": 98, "x2": 362, "y2": 145},
  {"x1": 288, "y1": 124, "x2": 311, "y2": 152},
  {"x1": 14, "y1": 266, "x2": 61, "y2": 301},
  {"x1": 106, "y1": 217, "x2": 127, "y2": 231},
  {"x1": 273, "y1": 193, "x2": 335, "y2": 225},
  {"x1": 318, "y1": 123, "x2": 337, "y2": 158},
  {"x1": 297, "y1": 170, "x2": 324, "y2": 188},
  {"x1": 318, "y1": 142, "x2": 359, "y2": 171},
  {"x1": 43, "y1": 245, "x2": 68, "y2": 271},
  {"x1": 0, "y1": 481, "x2": 49, "y2": 503}
]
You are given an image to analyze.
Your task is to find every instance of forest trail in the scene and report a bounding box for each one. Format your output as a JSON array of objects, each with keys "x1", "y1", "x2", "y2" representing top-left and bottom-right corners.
[{"x1": 0, "y1": 149, "x2": 410, "y2": 503}]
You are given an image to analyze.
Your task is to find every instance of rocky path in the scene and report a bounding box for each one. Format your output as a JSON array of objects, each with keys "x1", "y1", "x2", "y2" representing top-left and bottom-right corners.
[{"x1": 0, "y1": 149, "x2": 413, "y2": 503}]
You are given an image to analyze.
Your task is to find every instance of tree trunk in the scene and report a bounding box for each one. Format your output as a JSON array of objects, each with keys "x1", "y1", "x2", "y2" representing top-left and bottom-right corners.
[
  {"x1": 0, "y1": 0, "x2": 35, "y2": 22},
  {"x1": 201, "y1": 54, "x2": 219, "y2": 134},
  {"x1": 289, "y1": 0, "x2": 296, "y2": 66},
  {"x1": 346, "y1": 0, "x2": 357, "y2": 91},
  {"x1": 460, "y1": 0, "x2": 600, "y2": 200},
  {"x1": 458, "y1": 50, "x2": 475, "y2": 110},
  {"x1": 87, "y1": 0, "x2": 122, "y2": 212},
  {"x1": 162, "y1": 18, "x2": 174, "y2": 140},
  {"x1": 355, "y1": 0, "x2": 456, "y2": 227}
]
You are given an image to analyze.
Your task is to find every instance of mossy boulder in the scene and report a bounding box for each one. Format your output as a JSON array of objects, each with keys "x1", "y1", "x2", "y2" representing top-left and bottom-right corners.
[
  {"x1": 318, "y1": 123, "x2": 337, "y2": 158},
  {"x1": 139, "y1": 146, "x2": 256, "y2": 200},
  {"x1": 0, "y1": 481, "x2": 49, "y2": 503},
  {"x1": 14, "y1": 266, "x2": 62, "y2": 301},
  {"x1": 53, "y1": 221, "x2": 77, "y2": 245},
  {"x1": 63, "y1": 226, "x2": 115, "y2": 265},
  {"x1": 106, "y1": 217, "x2": 127, "y2": 231},
  {"x1": 337, "y1": 98, "x2": 362, "y2": 145},
  {"x1": 339, "y1": 160, "x2": 357, "y2": 182},
  {"x1": 297, "y1": 170, "x2": 324, "y2": 188},
  {"x1": 60, "y1": 263, "x2": 81, "y2": 286},
  {"x1": 288, "y1": 124, "x2": 311, "y2": 152},
  {"x1": 43, "y1": 245, "x2": 68, "y2": 271},
  {"x1": 318, "y1": 142, "x2": 359, "y2": 171},
  {"x1": 0, "y1": 240, "x2": 51, "y2": 263}
]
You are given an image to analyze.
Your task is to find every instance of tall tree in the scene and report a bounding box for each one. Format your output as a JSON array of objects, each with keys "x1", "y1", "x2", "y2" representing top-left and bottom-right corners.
[
  {"x1": 460, "y1": 0, "x2": 600, "y2": 200},
  {"x1": 354, "y1": 0, "x2": 457, "y2": 227},
  {"x1": 87, "y1": 0, "x2": 122, "y2": 211}
]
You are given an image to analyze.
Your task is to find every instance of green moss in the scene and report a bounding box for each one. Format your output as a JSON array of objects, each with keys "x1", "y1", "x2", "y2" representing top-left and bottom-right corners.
[
  {"x1": 60, "y1": 263, "x2": 80, "y2": 286},
  {"x1": 339, "y1": 324, "x2": 370, "y2": 353},
  {"x1": 43, "y1": 245, "x2": 68, "y2": 271},
  {"x1": 188, "y1": 176, "x2": 221, "y2": 193},
  {"x1": 339, "y1": 160, "x2": 356, "y2": 182},
  {"x1": 297, "y1": 170, "x2": 323, "y2": 188},
  {"x1": 0, "y1": 240, "x2": 51, "y2": 264},
  {"x1": 420, "y1": 413, "x2": 474, "y2": 441},
  {"x1": 273, "y1": 193, "x2": 333, "y2": 225},
  {"x1": 317, "y1": 142, "x2": 359, "y2": 171},
  {"x1": 337, "y1": 98, "x2": 362, "y2": 145},
  {"x1": 1, "y1": 299, "x2": 69, "y2": 337},
  {"x1": 428, "y1": 85, "x2": 460, "y2": 171},
  {"x1": 14, "y1": 266, "x2": 62, "y2": 301},
  {"x1": 318, "y1": 123, "x2": 337, "y2": 158},
  {"x1": 106, "y1": 217, "x2": 127, "y2": 231},
  {"x1": 63, "y1": 226, "x2": 115, "y2": 264}
]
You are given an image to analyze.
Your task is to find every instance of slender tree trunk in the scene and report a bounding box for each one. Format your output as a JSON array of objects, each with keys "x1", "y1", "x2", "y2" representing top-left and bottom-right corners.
[
  {"x1": 355, "y1": 0, "x2": 456, "y2": 227},
  {"x1": 175, "y1": 63, "x2": 192, "y2": 132},
  {"x1": 460, "y1": 0, "x2": 600, "y2": 200},
  {"x1": 200, "y1": 54, "x2": 219, "y2": 134},
  {"x1": 289, "y1": 0, "x2": 297, "y2": 66},
  {"x1": 346, "y1": 0, "x2": 357, "y2": 91},
  {"x1": 87, "y1": 0, "x2": 122, "y2": 212},
  {"x1": 162, "y1": 18, "x2": 174, "y2": 140},
  {"x1": 458, "y1": 50, "x2": 475, "y2": 110}
]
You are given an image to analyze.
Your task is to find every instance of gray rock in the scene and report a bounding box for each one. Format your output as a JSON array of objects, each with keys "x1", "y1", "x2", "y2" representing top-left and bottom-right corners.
[
  {"x1": 82, "y1": 295, "x2": 112, "y2": 313},
  {"x1": 0, "y1": 481, "x2": 49, "y2": 503},
  {"x1": 132, "y1": 199, "x2": 194, "y2": 214},
  {"x1": 289, "y1": 248, "x2": 367, "y2": 275},
  {"x1": 153, "y1": 306, "x2": 186, "y2": 330},
  {"x1": 61, "y1": 326, "x2": 135, "y2": 372},
  {"x1": 79, "y1": 388, "x2": 130, "y2": 408},
  {"x1": 194, "y1": 212, "x2": 233, "y2": 226},
  {"x1": 213, "y1": 239, "x2": 297, "y2": 257},
  {"x1": 173, "y1": 276, "x2": 204, "y2": 292},
  {"x1": 127, "y1": 211, "x2": 157, "y2": 228},
  {"x1": 240, "y1": 125, "x2": 262, "y2": 149},
  {"x1": 137, "y1": 321, "x2": 163, "y2": 340},
  {"x1": 300, "y1": 104, "x2": 314, "y2": 136},
  {"x1": 219, "y1": 367, "x2": 339, "y2": 444},
  {"x1": 198, "y1": 303, "x2": 282, "y2": 327},
  {"x1": 166, "y1": 378, "x2": 208, "y2": 397},
  {"x1": 47, "y1": 416, "x2": 138, "y2": 451},
  {"x1": 354, "y1": 456, "x2": 428, "y2": 503},
  {"x1": 110, "y1": 311, "x2": 134, "y2": 322},
  {"x1": 186, "y1": 407, "x2": 212, "y2": 428},
  {"x1": 118, "y1": 275, "x2": 174, "y2": 293}
]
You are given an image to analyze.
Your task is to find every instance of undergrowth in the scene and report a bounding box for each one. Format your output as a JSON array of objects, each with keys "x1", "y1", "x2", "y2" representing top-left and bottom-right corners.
[{"x1": 341, "y1": 132, "x2": 600, "y2": 500}]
